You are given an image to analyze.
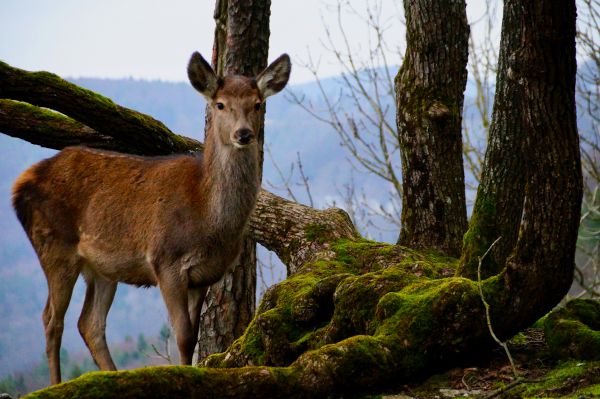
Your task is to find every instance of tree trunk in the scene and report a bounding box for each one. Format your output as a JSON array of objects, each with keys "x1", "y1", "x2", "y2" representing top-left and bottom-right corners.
[
  {"x1": 458, "y1": 0, "x2": 527, "y2": 279},
  {"x1": 395, "y1": 0, "x2": 469, "y2": 257},
  {"x1": 197, "y1": 0, "x2": 272, "y2": 359},
  {"x1": 487, "y1": 0, "x2": 581, "y2": 330}
]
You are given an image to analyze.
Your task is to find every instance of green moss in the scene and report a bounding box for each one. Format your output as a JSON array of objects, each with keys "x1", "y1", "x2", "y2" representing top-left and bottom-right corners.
[
  {"x1": 304, "y1": 223, "x2": 333, "y2": 243},
  {"x1": 578, "y1": 383, "x2": 600, "y2": 395},
  {"x1": 508, "y1": 332, "x2": 528, "y2": 345},
  {"x1": 543, "y1": 299, "x2": 600, "y2": 360},
  {"x1": 24, "y1": 366, "x2": 301, "y2": 399},
  {"x1": 25, "y1": 367, "x2": 206, "y2": 399},
  {"x1": 458, "y1": 196, "x2": 500, "y2": 279},
  {"x1": 515, "y1": 361, "x2": 600, "y2": 397},
  {"x1": 330, "y1": 238, "x2": 458, "y2": 276},
  {"x1": 532, "y1": 313, "x2": 549, "y2": 329}
]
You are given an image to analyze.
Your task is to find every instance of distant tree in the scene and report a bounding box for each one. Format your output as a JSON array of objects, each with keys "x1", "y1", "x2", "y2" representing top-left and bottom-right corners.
[
  {"x1": 67, "y1": 364, "x2": 83, "y2": 380},
  {"x1": 136, "y1": 333, "x2": 149, "y2": 353},
  {"x1": 159, "y1": 324, "x2": 171, "y2": 343},
  {"x1": 0, "y1": 374, "x2": 26, "y2": 397}
]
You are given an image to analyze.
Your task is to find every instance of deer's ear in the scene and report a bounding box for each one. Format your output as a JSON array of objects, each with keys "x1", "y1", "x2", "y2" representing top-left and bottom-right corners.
[
  {"x1": 187, "y1": 52, "x2": 218, "y2": 99},
  {"x1": 256, "y1": 54, "x2": 291, "y2": 98}
]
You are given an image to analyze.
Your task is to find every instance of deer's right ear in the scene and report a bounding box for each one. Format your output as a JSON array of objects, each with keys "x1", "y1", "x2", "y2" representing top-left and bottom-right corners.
[{"x1": 187, "y1": 52, "x2": 218, "y2": 99}]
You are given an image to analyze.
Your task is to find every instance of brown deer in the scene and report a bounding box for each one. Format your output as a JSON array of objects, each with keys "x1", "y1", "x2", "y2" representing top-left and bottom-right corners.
[{"x1": 12, "y1": 52, "x2": 291, "y2": 385}]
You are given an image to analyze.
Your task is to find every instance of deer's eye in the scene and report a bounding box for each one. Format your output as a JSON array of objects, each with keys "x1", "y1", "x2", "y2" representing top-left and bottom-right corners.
[
  {"x1": 254, "y1": 102, "x2": 262, "y2": 111},
  {"x1": 216, "y1": 102, "x2": 225, "y2": 110}
]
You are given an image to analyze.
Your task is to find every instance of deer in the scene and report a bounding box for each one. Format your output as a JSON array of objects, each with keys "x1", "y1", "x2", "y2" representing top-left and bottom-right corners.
[{"x1": 11, "y1": 51, "x2": 291, "y2": 385}]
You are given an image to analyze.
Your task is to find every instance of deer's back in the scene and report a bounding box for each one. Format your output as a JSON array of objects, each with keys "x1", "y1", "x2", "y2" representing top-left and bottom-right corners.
[{"x1": 13, "y1": 147, "x2": 208, "y2": 285}]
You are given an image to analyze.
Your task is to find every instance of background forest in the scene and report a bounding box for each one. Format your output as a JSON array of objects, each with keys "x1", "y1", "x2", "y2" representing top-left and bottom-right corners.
[{"x1": 0, "y1": 0, "x2": 599, "y2": 397}]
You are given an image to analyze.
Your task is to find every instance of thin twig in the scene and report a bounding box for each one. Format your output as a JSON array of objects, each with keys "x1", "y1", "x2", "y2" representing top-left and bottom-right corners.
[
  {"x1": 296, "y1": 152, "x2": 315, "y2": 207},
  {"x1": 476, "y1": 236, "x2": 520, "y2": 381}
]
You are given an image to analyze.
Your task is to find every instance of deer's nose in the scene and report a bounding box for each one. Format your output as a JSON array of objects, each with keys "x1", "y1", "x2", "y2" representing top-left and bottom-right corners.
[{"x1": 235, "y1": 128, "x2": 255, "y2": 145}]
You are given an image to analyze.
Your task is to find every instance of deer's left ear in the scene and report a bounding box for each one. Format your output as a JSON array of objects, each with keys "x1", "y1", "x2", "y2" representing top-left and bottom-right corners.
[{"x1": 256, "y1": 54, "x2": 291, "y2": 98}]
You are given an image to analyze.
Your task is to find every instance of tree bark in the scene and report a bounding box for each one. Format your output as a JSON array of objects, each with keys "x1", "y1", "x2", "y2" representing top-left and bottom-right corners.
[
  {"x1": 197, "y1": 0, "x2": 272, "y2": 360},
  {"x1": 251, "y1": 190, "x2": 359, "y2": 275},
  {"x1": 395, "y1": 0, "x2": 469, "y2": 257},
  {"x1": 458, "y1": 0, "x2": 527, "y2": 278},
  {"x1": 488, "y1": 0, "x2": 581, "y2": 330}
]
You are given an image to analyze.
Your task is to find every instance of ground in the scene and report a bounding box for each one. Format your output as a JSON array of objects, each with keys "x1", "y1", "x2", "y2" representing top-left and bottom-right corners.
[{"x1": 376, "y1": 327, "x2": 600, "y2": 399}]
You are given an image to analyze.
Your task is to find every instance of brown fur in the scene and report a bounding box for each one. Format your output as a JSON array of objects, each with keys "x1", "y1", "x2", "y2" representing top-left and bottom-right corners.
[{"x1": 12, "y1": 51, "x2": 291, "y2": 385}]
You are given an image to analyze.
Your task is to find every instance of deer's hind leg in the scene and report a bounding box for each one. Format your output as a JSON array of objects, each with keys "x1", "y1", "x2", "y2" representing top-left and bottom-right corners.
[
  {"x1": 40, "y1": 254, "x2": 80, "y2": 385},
  {"x1": 78, "y1": 269, "x2": 118, "y2": 371}
]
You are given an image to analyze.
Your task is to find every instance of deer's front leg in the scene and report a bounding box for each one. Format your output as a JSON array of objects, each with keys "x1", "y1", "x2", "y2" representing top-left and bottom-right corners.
[
  {"x1": 188, "y1": 286, "x2": 208, "y2": 362},
  {"x1": 158, "y1": 270, "x2": 195, "y2": 365}
]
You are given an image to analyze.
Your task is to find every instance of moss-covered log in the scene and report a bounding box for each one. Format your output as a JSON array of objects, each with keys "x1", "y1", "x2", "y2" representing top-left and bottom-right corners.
[
  {"x1": 201, "y1": 239, "x2": 475, "y2": 371},
  {"x1": 0, "y1": 99, "x2": 144, "y2": 153},
  {"x1": 0, "y1": 60, "x2": 200, "y2": 155},
  {"x1": 25, "y1": 241, "x2": 493, "y2": 398}
]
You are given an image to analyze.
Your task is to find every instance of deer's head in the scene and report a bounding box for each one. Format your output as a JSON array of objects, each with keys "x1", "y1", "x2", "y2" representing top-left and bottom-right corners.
[{"x1": 188, "y1": 52, "x2": 291, "y2": 149}]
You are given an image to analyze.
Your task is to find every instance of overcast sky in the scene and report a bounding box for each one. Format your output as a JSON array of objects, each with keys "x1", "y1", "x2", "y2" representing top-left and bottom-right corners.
[{"x1": 0, "y1": 1, "x2": 492, "y2": 84}]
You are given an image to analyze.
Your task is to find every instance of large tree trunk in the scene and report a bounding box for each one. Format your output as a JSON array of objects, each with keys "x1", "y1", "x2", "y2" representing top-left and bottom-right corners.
[
  {"x1": 457, "y1": 0, "x2": 527, "y2": 278},
  {"x1": 395, "y1": 0, "x2": 469, "y2": 257},
  {"x1": 197, "y1": 0, "x2": 272, "y2": 359},
  {"x1": 459, "y1": 0, "x2": 581, "y2": 286},
  {"x1": 484, "y1": 0, "x2": 581, "y2": 329},
  {"x1": 0, "y1": 0, "x2": 582, "y2": 396}
]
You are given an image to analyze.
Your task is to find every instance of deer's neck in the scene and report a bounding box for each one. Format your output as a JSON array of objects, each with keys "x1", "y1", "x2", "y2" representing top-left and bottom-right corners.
[{"x1": 200, "y1": 133, "x2": 260, "y2": 235}]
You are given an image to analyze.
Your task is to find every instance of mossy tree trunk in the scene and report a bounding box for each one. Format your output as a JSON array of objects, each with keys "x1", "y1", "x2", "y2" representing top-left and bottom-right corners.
[
  {"x1": 458, "y1": 0, "x2": 527, "y2": 279},
  {"x1": 395, "y1": 0, "x2": 469, "y2": 257},
  {"x1": 484, "y1": 0, "x2": 581, "y2": 330},
  {"x1": 459, "y1": 0, "x2": 581, "y2": 288},
  {"x1": 0, "y1": 0, "x2": 582, "y2": 397},
  {"x1": 198, "y1": 0, "x2": 272, "y2": 359}
]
